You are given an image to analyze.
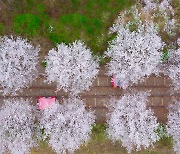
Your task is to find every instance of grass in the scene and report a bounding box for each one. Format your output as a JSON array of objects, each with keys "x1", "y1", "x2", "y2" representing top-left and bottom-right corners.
[
  {"x1": 0, "y1": 23, "x2": 4, "y2": 34},
  {"x1": 90, "y1": 124, "x2": 107, "y2": 142},
  {"x1": 41, "y1": 60, "x2": 47, "y2": 68},
  {"x1": 13, "y1": 13, "x2": 41, "y2": 37},
  {"x1": 0, "y1": 0, "x2": 135, "y2": 55}
]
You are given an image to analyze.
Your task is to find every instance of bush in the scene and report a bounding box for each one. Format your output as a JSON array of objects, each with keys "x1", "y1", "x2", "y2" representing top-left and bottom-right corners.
[
  {"x1": 0, "y1": 36, "x2": 40, "y2": 95},
  {"x1": 45, "y1": 40, "x2": 99, "y2": 95},
  {"x1": 13, "y1": 13, "x2": 41, "y2": 37},
  {"x1": 161, "y1": 48, "x2": 169, "y2": 62},
  {"x1": 167, "y1": 100, "x2": 180, "y2": 153},
  {"x1": 0, "y1": 98, "x2": 39, "y2": 154},
  {"x1": 106, "y1": 91, "x2": 159, "y2": 153},
  {"x1": 105, "y1": 8, "x2": 164, "y2": 89},
  {"x1": 155, "y1": 124, "x2": 169, "y2": 139},
  {"x1": 39, "y1": 97, "x2": 95, "y2": 154}
]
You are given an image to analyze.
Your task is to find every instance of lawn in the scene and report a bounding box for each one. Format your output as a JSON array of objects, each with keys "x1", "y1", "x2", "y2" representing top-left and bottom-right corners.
[{"x1": 0, "y1": 0, "x2": 135, "y2": 55}]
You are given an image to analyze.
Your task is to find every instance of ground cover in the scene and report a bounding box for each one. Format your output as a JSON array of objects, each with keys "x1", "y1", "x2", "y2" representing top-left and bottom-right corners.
[{"x1": 0, "y1": 0, "x2": 134, "y2": 55}]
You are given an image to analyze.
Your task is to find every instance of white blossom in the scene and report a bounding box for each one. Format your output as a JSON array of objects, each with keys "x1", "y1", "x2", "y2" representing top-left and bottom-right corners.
[
  {"x1": 106, "y1": 16, "x2": 164, "y2": 88},
  {"x1": 141, "y1": 0, "x2": 174, "y2": 15},
  {"x1": 45, "y1": 40, "x2": 99, "y2": 95},
  {"x1": 39, "y1": 98, "x2": 95, "y2": 154},
  {"x1": 0, "y1": 99, "x2": 38, "y2": 154},
  {"x1": 141, "y1": 0, "x2": 177, "y2": 36},
  {"x1": 159, "y1": 0, "x2": 174, "y2": 15},
  {"x1": 164, "y1": 18, "x2": 177, "y2": 36},
  {"x1": 177, "y1": 38, "x2": 180, "y2": 46},
  {"x1": 0, "y1": 36, "x2": 40, "y2": 95},
  {"x1": 167, "y1": 100, "x2": 180, "y2": 153},
  {"x1": 109, "y1": 6, "x2": 141, "y2": 34},
  {"x1": 158, "y1": 0, "x2": 177, "y2": 36},
  {"x1": 168, "y1": 64, "x2": 180, "y2": 91},
  {"x1": 142, "y1": 0, "x2": 157, "y2": 12},
  {"x1": 159, "y1": 42, "x2": 180, "y2": 91},
  {"x1": 106, "y1": 91, "x2": 159, "y2": 153}
]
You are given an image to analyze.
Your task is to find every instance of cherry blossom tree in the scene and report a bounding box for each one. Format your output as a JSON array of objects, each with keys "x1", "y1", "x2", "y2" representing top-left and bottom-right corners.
[
  {"x1": 137, "y1": 0, "x2": 179, "y2": 91},
  {"x1": 167, "y1": 100, "x2": 180, "y2": 154},
  {"x1": 106, "y1": 91, "x2": 159, "y2": 153},
  {"x1": 142, "y1": 0, "x2": 174, "y2": 14},
  {"x1": 39, "y1": 97, "x2": 95, "y2": 154},
  {"x1": 106, "y1": 11, "x2": 164, "y2": 88},
  {"x1": 0, "y1": 99, "x2": 39, "y2": 154},
  {"x1": 141, "y1": 0, "x2": 157, "y2": 12},
  {"x1": 0, "y1": 36, "x2": 40, "y2": 95},
  {"x1": 141, "y1": 0, "x2": 177, "y2": 36},
  {"x1": 159, "y1": 39, "x2": 180, "y2": 91},
  {"x1": 45, "y1": 40, "x2": 99, "y2": 95},
  {"x1": 167, "y1": 49, "x2": 180, "y2": 91}
]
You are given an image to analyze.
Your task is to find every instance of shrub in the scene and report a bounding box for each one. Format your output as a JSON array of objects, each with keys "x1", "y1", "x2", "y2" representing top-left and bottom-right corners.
[
  {"x1": 155, "y1": 124, "x2": 169, "y2": 139},
  {"x1": 13, "y1": 13, "x2": 41, "y2": 37},
  {"x1": 45, "y1": 40, "x2": 99, "y2": 95},
  {"x1": 106, "y1": 91, "x2": 159, "y2": 153},
  {"x1": 167, "y1": 100, "x2": 180, "y2": 153},
  {"x1": 105, "y1": 10, "x2": 164, "y2": 88},
  {"x1": 161, "y1": 48, "x2": 169, "y2": 62},
  {"x1": 0, "y1": 36, "x2": 40, "y2": 95},
  {"x1": 39, "y1": 98, "x2": 95, "y2": 154},
  {"x1": 0, "y1": 98, "x2": 38, "y2": 154}
]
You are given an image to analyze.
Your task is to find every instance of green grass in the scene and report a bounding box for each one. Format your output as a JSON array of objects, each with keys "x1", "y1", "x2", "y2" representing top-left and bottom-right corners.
[
  {"x1": 0, "y1": 0, "x2": 135, "y2": 55},
  {"x1": 46, "y1": 14, "x2": 103, "y2": 47},
  {"x1": 0, "y1": 23, "x2": 4, "y2": 34},
  {"x1": 157, "y1": 136, "x2": 173, "y2": 148},
  {"x1": 13, "y1": 13, "x2": 41, "y2": 37},
  {"x1": 43, "y1": 0, "x2": 134, "y2": 54},
  {"x1": 91, "y1": 124, "x2": 107, "y2": 142}
]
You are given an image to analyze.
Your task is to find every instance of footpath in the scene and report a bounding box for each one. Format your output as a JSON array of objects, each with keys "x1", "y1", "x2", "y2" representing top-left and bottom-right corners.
[{"x1": 0, "y1": 65, "x2": 179, "y2": 124}]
